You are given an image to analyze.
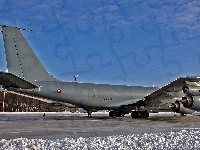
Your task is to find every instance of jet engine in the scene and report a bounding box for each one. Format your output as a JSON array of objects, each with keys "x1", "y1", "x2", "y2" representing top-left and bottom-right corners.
[
  {"x1": 169, "y1": 100, "x2": 194, "y2": 115},
  {"x1": 180, "y1": 95, "x2": 200, "y2": 111},
  {"x1": 182, "y1": 85, "x2": 200, "y2": 95}
]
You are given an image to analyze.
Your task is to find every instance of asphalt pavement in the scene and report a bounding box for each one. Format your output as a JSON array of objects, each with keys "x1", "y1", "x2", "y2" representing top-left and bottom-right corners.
[{"x1": 0, "y1": 112, "x2": 199, "y2": 140}]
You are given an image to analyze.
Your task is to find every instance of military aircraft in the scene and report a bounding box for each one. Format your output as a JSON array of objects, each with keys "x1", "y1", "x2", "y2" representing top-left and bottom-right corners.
[
  {"x1": 0, "y1": 25, "x2": 198, "y2": 118},
  {"x1": 0, "y1": 25, "x2": 160, "y2": 118}
]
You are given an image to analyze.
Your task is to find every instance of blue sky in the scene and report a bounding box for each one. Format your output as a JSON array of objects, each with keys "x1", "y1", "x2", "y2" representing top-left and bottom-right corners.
[{"x1": 0, "y1": 0, "x2": 200, "y2": 87}]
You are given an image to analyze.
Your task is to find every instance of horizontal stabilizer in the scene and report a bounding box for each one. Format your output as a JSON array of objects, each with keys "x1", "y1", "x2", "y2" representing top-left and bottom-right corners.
[{"x1": 0, "y1": 72, "x2": 38, "y2": 89}]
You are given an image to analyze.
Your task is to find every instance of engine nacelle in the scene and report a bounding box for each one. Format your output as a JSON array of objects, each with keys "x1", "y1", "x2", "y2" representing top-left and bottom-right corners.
[
  {"x1": 170, "y1": 100, "x2": 194, "y2": 114},
  {"x1": 182, "y1": 85, "x2": 200, "y2": 95},
  {"x1": 180, "y1": 95, "x2": 200, "y2": 111}
]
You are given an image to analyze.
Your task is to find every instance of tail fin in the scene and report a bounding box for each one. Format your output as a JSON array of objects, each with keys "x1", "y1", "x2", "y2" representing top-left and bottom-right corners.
[{"x1": 1, "y1": 25, "x2": 58, "y2": 82}]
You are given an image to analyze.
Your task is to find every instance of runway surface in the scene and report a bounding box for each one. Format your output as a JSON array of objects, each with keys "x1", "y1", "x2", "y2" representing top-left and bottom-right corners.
[{"x1": 0, "y1": 112, "x2": 200, "y2": 140}]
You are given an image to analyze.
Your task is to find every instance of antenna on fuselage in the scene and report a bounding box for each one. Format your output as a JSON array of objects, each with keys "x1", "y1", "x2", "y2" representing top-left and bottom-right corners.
[{"x1": 74, "y1": 75, "x2": 78, "y2": 82}]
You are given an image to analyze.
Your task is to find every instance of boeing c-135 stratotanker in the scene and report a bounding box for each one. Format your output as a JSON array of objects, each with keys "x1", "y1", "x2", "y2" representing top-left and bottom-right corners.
[{"x1": 1, "y1": 25, "x2": 200, "y2": 118}]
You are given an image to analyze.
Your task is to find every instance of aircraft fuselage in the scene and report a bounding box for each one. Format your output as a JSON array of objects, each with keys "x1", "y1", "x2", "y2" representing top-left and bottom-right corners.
[{"x1": 13, "y1": 81, "x2": 158, "y2": 110}]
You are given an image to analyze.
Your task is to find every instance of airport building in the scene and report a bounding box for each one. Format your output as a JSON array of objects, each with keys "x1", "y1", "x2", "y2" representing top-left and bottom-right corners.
[{"x1": 0, "y1": 91, "x2": 72, "y2": 112}]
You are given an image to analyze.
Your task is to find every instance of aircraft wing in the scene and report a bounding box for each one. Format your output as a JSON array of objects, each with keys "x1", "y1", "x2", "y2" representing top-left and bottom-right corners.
[
  {"x1": 144, "y1": 76, "x2": 200, "y2": 109},
  {"x1": 0, "y1": 72, "x2": 38, "y2": 89}
]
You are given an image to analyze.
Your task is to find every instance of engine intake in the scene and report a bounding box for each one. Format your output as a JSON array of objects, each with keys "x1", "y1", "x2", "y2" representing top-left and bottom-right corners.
[
  {"x1": 179, "y1": 95, "x2": 200, "y2": 111},
  {"x1": 169, "y1": 100, "x2": 194, "y2": 114},
  {"x1": 182, "y1": 85, "x2": 200, "y2": 95},
  {"x1": 180, "y1": 95, "x2": 194, "y2": 108},
  {"x1": 169, "y1": 100, "x2": 180, "y2": 112}
]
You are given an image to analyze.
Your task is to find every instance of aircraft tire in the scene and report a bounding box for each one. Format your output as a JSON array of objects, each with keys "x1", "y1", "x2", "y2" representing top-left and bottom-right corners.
[
  {"x1": 116, "y1": 112, "x2": 124, "y2": 117},
  {"x1": 131, "y1": 110, "x2": 149, "y2": 118},
  {"x1": 109, "y1": 111, "x2": 116, "y2": 118}
]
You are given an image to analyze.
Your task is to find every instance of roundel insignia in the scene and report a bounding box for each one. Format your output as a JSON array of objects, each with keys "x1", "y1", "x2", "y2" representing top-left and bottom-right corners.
[{"x1": 56, "y1": 88, "x2": 62, "y2": 94}]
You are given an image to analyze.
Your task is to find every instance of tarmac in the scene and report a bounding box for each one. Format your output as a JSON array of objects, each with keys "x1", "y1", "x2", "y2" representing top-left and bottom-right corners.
[{"x1": 0, "y1": 112, "x2": 200, "y2": 140}]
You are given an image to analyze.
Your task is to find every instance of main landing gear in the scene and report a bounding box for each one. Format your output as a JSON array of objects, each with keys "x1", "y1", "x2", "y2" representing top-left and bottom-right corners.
[
  {"x1": 109, "y1": 110, "x2": 125, "y2": 118},
  {"x1": 109, "y1": 110, "x2": 149, "y2": 118},
  {"x1": 131, "y1": 110, "x2": 149, "y2": 118}
]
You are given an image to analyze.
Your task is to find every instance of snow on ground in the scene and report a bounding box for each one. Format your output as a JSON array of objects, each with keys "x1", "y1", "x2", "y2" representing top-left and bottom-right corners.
[{"x1": 0, "y1": 130, "x2": 200, "y2": 150}]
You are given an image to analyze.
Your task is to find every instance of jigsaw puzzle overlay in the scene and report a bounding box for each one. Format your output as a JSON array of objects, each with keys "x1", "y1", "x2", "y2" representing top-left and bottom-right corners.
[
  {"x1": 1, "y1": 1, "x2": 199, "y2": 87},
  {"x1": 1, "y1": 0, "x2": 200, "y2": 148}
]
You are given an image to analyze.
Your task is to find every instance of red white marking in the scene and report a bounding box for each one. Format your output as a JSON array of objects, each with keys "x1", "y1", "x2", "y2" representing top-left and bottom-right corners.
[{"x1": 56, "y1": 89, "x2": 62, "y2": 94}]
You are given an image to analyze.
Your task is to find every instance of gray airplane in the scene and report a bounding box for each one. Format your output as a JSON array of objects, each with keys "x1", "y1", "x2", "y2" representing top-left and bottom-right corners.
[
  {"x1": 0, "y1": 25, "x2": 159, "y2": 118},
  {"x1": 0, "y1": 25, "x2": 198, "y2": 118}
]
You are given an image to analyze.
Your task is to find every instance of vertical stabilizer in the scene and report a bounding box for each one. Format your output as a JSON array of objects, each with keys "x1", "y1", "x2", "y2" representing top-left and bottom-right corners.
[{"x1": 1, "y1": 26, "x2": 58, "y2": 82}]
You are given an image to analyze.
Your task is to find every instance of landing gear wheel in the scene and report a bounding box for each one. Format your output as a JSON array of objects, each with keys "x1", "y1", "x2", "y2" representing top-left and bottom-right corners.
[
  {"x1": 131, "y1": 110, "x2": 149, "y2": 118},
  {"x1": 109, "y1": 111, "x2": 124, "y2": 117},
  {"x1": 116, "y1": 112, "x2": 123, "y2": 117},
  {"x1": 109, "y1": 111, "x2": 116, "y2": 118},
  {"x1": 180, "y1": 113, "x2": 186, "y2": 116}
]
